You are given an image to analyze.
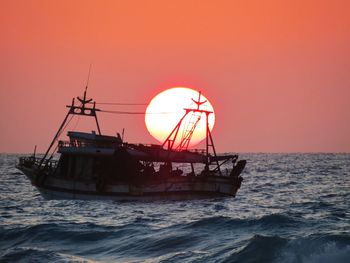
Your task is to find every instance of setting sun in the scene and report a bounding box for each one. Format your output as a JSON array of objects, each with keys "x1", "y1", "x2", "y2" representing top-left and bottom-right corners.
[{"x1": 145, "y1": 87, "x2": 215, "y2": 148}]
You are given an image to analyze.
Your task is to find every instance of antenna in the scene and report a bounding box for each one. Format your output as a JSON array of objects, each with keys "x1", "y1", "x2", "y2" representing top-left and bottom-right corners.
[
  {"x1": 33, "y1": 145, "x2": 37, "y2": 158},
  {"x1": 78, "y1": 64, "x2": 93, "y2": 104},
  {"x1": 85, "y1": 64, "x2": 92, "y2": 93}
]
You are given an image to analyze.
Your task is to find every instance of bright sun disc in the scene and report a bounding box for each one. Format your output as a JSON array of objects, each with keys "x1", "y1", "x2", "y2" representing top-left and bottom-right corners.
[{"x1": 145, "y1": 87, "x2": 215, "y2": 148}]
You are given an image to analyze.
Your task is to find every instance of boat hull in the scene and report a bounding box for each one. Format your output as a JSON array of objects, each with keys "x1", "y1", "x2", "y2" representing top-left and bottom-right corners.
[
  {"x1": 18, "y1": 166, "x2": 242, "y2": 201},
  {"x1": 36, "y1": 186, "x2": 231, "y2": 201}
]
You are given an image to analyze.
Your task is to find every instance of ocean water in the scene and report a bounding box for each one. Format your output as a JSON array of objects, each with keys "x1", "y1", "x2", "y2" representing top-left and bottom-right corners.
[{"x1": 0, "y1": 153, "x2": 349, "y2": 263}]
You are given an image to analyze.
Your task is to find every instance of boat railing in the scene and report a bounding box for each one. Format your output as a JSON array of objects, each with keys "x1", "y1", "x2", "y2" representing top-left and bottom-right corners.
[
  {"x1": 127, "y1": 143, "x2": 206, "y2": 155},
  {"x1": 18, "y1": 156, "x2": 59, "y2": 170},
  {"x1": 58, "y1": 140, "x2": 114, "y2": 149},
  {"x1": 59, "y1": 140, "x2": 206, "y2": 155},
  {"x1": 125, "y1": 143, "x2": 163, "y2": 149},
  {"x1": 186, "y1": 148, "x2": 206, "y2": 155}
]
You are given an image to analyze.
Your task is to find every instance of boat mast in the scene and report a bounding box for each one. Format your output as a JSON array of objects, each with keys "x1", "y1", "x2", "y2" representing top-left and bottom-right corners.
[
  {"x1": 39, "y1": 86, "x2": 101, "y2": 167},
  {"x1": 162, "y1": 91, "x2": 221, "y2": 174}
]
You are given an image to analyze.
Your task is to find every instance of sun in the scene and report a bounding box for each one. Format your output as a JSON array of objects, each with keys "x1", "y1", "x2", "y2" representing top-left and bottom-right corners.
[{"x1": 145, "y1": 87, "x2": 215, "y2": 148}]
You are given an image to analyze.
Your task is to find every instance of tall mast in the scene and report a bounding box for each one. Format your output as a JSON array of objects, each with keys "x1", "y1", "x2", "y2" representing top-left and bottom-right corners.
[
  {"x1": 162, "y1": 91, "x2": 221, "y2": 174},
  {"x1": 39, "y1": 87, "x2": 101, "y2": 167}
]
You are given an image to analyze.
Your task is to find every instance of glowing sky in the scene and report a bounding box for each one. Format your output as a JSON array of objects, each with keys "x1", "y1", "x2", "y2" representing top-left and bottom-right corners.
[{"x1": 0, "y1": 0, "x2": 349, "y2": 153}]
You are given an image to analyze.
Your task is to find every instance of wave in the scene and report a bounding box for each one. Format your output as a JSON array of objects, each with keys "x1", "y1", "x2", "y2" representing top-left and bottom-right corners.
[
  {"x1": 0, "y1": 247, "x2": 98, "y2": 263},
  {"x1": 0, "y1": 222, "x2": 148, "y2": 262},
  {"x1": 185, "y1": 214, "x2": 302, "y2": 230},
  {"x1": 221, "y1": 234, "x2": 350, "y2": 263},
  {"x1": 222, "y1": 235, "x2": 288, "y2": 263},
  {"x1": 277, "y1": 234, "x2": 350, "y2": 263},
  {"x1": 1, "y1": 221, "x2": 349, "y2": 263},
  {"x1": 0, "y1": 222, "x2": 140, "y2": 253}
]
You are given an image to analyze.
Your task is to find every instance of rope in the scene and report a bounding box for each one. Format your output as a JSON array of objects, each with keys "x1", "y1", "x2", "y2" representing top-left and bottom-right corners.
[
  {"x1": 47, "y1": 114, "x2": 75, "y2": 160},
  {"x1": 72, "y1": 115, "x2": 80, "y2": 131},
  {"x1": 100, "y1": 110, "x2": 175, "y2": 115},
  {"x1": 89, "y1": 102, "x2": 148, "y2": 106}
]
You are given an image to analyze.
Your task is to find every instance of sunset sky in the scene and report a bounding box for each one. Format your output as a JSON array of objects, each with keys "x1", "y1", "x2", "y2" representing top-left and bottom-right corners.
[{"x1": 0, "y1": 0, "x2": 349, "y2": 153}]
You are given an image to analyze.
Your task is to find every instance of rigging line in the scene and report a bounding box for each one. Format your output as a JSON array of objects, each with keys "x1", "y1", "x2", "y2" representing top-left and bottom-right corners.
[
  {"x1": 100, "y1": 110, "x2": 175, "y2": 115},
  {"x1": 89, "y1": 102, "x2": 148, "y2": 106},
  {"x1": 57, "y1": 114, "x2": 74, "y2": 139},
  {"x1": 72, "y1": 115, "x2": 80, "y2": 131},
  {"x1": 48, "y1": 114, "x2": 75, "y2": 159}
]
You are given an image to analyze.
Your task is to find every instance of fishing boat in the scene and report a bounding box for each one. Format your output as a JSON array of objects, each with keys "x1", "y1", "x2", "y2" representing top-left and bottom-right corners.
[{"x1": 17, "y1": 88, "x2": 246, "y2": 200}]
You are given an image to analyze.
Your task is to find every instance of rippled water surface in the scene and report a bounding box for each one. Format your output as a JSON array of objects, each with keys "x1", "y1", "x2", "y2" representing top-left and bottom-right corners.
[{"x1": 1, "y1": 153, "x2": 349, "y2": 262}]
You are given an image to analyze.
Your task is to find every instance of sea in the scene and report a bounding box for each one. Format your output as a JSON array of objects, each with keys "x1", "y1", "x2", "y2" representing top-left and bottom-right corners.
[{"x1": 0, "y1": 153, "x2": 349, "y2": 263}]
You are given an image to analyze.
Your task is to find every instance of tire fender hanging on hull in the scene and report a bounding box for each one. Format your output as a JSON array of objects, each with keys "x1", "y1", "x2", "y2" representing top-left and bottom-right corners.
[{"x1": 230, "y1": 160, "x2": 247, "y2": 177}]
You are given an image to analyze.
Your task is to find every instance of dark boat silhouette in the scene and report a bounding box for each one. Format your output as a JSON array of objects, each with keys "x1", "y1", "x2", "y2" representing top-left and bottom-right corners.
[{"x1": 17, "y1": 88, "x2": 246, "y2": 200}]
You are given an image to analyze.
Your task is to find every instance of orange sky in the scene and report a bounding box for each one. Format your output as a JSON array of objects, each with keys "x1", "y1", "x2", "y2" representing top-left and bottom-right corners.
[{"x1": 0, "y1": 0, "x2": 349, "y2": 153}]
